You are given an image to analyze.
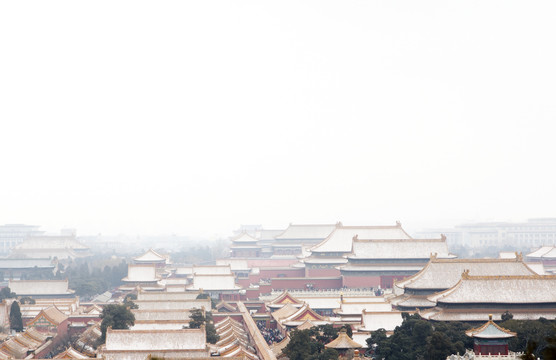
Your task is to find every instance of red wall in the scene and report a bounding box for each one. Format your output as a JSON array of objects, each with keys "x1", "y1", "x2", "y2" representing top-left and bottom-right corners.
[
  {"x1": 270, "y1": 277, "x2": 342, "y2": 290},
  {"x1": 305, "y1": 268, "x2": 341, "y2": 277},
  {"x1": 246, "y1": 259, "x2": 300, "y2": 268},
  {"x1": 342, "y1": 275, "x2": 380, "y2": 288}
]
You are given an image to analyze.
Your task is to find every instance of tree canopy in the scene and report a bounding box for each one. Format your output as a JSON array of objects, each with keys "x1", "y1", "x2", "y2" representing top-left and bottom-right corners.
[
  {"x1": 99, "y1": 303, "x2": 135, "y2": 344},
  {"x1": 367, "y1": 314, "x2": 472, "y2": 360},
  {"x1": 9, "y1": 301, "x2": 23, "y2": 332},
  {"x1": 188, "y1": 308, "x2": 219, "y2": 344}
]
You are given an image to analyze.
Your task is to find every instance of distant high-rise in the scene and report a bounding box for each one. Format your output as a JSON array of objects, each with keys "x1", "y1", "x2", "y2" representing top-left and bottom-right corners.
[
  {"x1": 0, "y1": 224, "x2": 44, "y2": 254},
  {"x1": 417, "y1": 218, "x2": 556, "y2": 250}
]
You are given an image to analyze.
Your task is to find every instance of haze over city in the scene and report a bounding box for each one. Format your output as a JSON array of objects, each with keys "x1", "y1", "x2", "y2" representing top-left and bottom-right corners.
[{"x1": 2, "y1": 1, "x2": 556, "y2": 238}]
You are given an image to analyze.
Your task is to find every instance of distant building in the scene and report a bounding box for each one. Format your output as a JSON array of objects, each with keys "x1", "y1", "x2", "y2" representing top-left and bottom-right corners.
[
  {"x1": 418, "y1": 218, "x2": 556, "y2": 250},
  {"x1": 420, "y1": 273, "x2": 556, "y2": 321},
  {"x1": 392, "y1": 255, "x2": 537, "y2": 310},
  {"x1": 0, "y1": 224, "x2": 43, "y2": 254},
  {"x1": 340, "y1": 233, "x2": 455, "y2": 288}
]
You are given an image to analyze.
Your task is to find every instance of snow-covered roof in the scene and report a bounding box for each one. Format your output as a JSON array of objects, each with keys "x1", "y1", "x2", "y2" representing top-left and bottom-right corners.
[
  {"x1": 526, "y1": 246, "x2": 556, "y2": 259},
  {"x1": 9, "y1": 280, "x2": 74, "y2": 296},
  {"x1": 395, "y1": 257, "x2": 536, "y2": 291},
  {"x1": 465, "y1": 316, "x2": 516, "y2": 339},
  {"x1": 337, "y1": 302, "x2": 391, "y2": 315},
  {"x1": 360, "y1": 311, "x2": 405, "y2": 332},
  {"x1": 189, "y1": 274, "x2": 240, "y2": 290},
  {"x1": 311, "y1": 224, "x2": 412, "y2": 253},
  {"x1": 231, "y1": 232, "x2": 259, "y2": 243},
  {"x1": 132, "y1": 309, "x2": 192, "y2": 322},
  {"x1": 137, "y1": 291, "x2": 200, "y2": 301},
  {"x1": 192, "y1": 265, "x2": 232, "y2": 275},
  {"x1": 134, "y1": 298, "x2": 211, "y2": 311},
  {"x1": 325, "y1": 329, "x2": 362, "y2": 349},
  {"x1": 275, "y1": 224, "x2": 338, "y2": 241},
  {"x1": 134, "y1": 249, "x2": 168, "y2": 263},
  {"x1": 122, "y1": 264, "x2": 160, "y2": 282},
  {"x1": 428, "y1": 274, "x2": 556, "y2": 304},
  {"x1": 216, "y1": 259, "x2": 250, "y2": 271},
  {"x1": 349, "y1": 238, "x2": 455, "y2": 260},
  {"x1": 104, "y1": 328, "x2": 206, "y2": 351}
]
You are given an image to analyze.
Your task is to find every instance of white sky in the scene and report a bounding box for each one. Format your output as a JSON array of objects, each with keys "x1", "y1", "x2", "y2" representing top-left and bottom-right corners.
[{"x1": 1, "y1": 1, "x2": 555, "y2": 238}]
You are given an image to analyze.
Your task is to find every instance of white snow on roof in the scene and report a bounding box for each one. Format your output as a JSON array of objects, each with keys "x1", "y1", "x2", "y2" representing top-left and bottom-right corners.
[
  {"x1": 137, "y1": 291, "x2": 200, "y2": 301},
  {"x1": 429, "y1": 275, "x2": 556, "y2": 304},
  {"x1": 360, "y1": 311, "x2": 404, "y2": 332},
  {"x1": 9, "y1": 280, "x2": 73, "y2": 296},
  {"x1": 105, "y1": 328, "x2": 205, "y2": 351},
  {"x1": 216, "y1": 259, "x2": 250, "y2": 271},
  {"x1": 193, "y1": 265, "x2": 232, "y2": 275},
  {"x1": 311, "y1": 225, "x2": 412, "y2": 253},
  {"x1": 123, "y1": 265, "x2": 159, "y2": 282},
  {"x1": 190, "y1": 274, "x2": 239, "y2": 290},
  {"x1": 350, "y1": 239, "x2": 454, "y2": 259},
  {"x1": 396, "y1": 258, "x2": 536, "y2": 291},
  {"x1": 275, "y1": 224, "x2": 337, "y2": 241}
]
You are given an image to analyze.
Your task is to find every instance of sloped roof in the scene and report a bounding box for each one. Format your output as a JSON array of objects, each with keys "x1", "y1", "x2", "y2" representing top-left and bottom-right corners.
[
  {"x1": 189, "y1": 274, "x2": 241, "y2": 291},
  {"x1": 275, "y1": 224, "x2": 338, "y2": 241},
  {"x1": 325, "y1": 329, "x2": 362, "y2": 349},
  {"x1": 216, "y1": 259, "x2": 250, "y2": 271},
  {"x1": 104, "y1": 328, "x2": 206, "y2": 351},
  {"x1": 311, "y1": 224, "x2": 412, "y2": 253},
  {"x1": 132, "y1": 309, "x2": 192, "y2": 322},
  {"x1": 428, "y1": 274, "x2": 556, "y2": 304},
  {"x1": 193, "y1": 265, "x2": 232, "y2": 275},
  {"x1": 231, "y1": 232, "x2": 259, "y2": 243},
  {"x1": 137, "y1": 290, "x2": 200, "y2": 301},
  {"x1": 54, "y1": 346, "x2": 91, "y2": 359},
  {"x1": 134, "y1": 299, "x2": 211, "y2": 311},
  {"x1": 9, "y1": 279, "x2": 74, "y2": 296},
  {"x1": 395, "y1": 257, "x2": 536, "y2": 291},
  {"x1": 31, "y1": 306, "x2": 68, "y2": 326},
  {"x1": 360, "y1": 311, "x2": 405, "y2": 332},
  {"x1": 268, "y1": 291, "x2": 303, "y2": 307},
  {"x1": 216, "y1": 300, "x2": 238, "y2": 312},
  {"x1": 465, "y1": 316, "x2": 516, "y2": 339},
  {"x1": 281, "y1": 303, "x2": 326, "y2": 323},
  {"x1": 271, "y1": 303, "x2": 299, "y2": 321},
  {"x1": 134, "y1": 248, "x2": 168, "y2": 263},
  {"x1": 349, "y1": 238, "x2": 455, "y2": 260},
  {"x1": 122, "y1": 264, "x2": 160, "y2": 282},
  {"x1": 296, "y1": 319, "x2": 317, "y2": 330},
  {"x1": 526, "y1": 246, "x2": 556, "y2": 258},
  {"x1": 336, "y1": 302, "x2": 391, "y2": 315}
]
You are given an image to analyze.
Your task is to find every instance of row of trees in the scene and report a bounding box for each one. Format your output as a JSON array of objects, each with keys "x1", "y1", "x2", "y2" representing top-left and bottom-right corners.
[
  {"x1": 283, "y1": 325, "x2": 353, "y2": 360},
  {"x1": 368, "y1": 313, "x2": 556, "y2": 360}
]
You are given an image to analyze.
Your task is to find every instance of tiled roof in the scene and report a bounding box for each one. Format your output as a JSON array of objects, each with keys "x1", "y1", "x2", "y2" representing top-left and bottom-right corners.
[
  {"x1": 311, "y1": 224, "x2": 412, "y2": 253},
  {"x1": 349, "y1": 238, "x2": 455, "y2": 260},
  {"x1": 122, "y1": 264, "x2": 160, "y2": 282},
  {"x1": 360, "y1": 311, "x2": 405, "y2": 332},
  {"x1": 135, "y1": 299, "x2": 211, "y2": 311},
  {"x1": 193, "y1": 265, "x2": 233, "y2": 275},
  {"x1": 271, "y1": 303, "x2": 299, "y2": 321},
  {"x1": 231, "y1": 232, "x2": 259, "y2": 243},
  {"x1": 54, "y1": 346, "x2": 92, "y2": 359},
  {"x1": 526, "y1": 246, "x2": 556, "y2": 258},
  {"x1": 275, "y1": 224, "x2": 338, "y2": 241},
  {"x1": 104, "y1": 328, "x2": 206, "y2": 351},
  {"x1": 429, "y1": 274, "x2": 556, "y2": 304},
  {"x1": 189, "y1": 274, "x2": 240, "y2": 291},
  {"x1": 137, "y1": 290, "x2": 200, "y2": 301},
  {"x1": 420, "y1": 308, "x2": 556, "y2": 321},
  {"x1": 133, "y1": 249, "x2": 168, "y2": 263},
  {"x1": 132, "y1": 309, "x2": 192, "y2": 321},
  {"x1": 325, "y1": 329, "x2": 362, "y2": 349},
  {"x1": 395, "y1": 257, "x2": 536, "y2": 291},
  {"x1": 466, "y1": 316, "x2": 516, "y2": 339},
  {"x1": 9, "y1": 279, "x2": 73, "y2": 296}
]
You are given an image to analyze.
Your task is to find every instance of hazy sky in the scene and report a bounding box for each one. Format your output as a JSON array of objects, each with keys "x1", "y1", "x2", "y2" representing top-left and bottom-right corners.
[{"x1": 1, "y1": 1, "x2": 555, "y2": 238}]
